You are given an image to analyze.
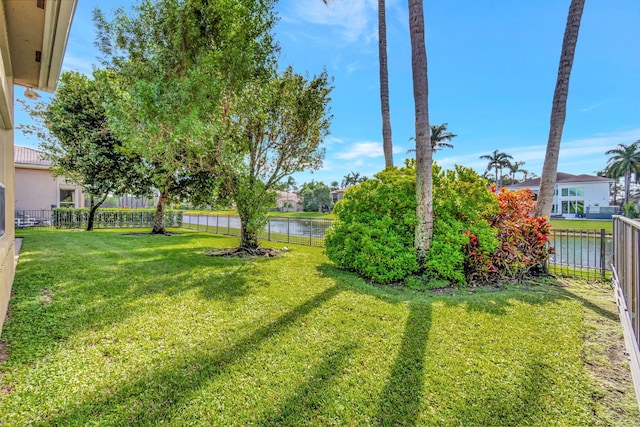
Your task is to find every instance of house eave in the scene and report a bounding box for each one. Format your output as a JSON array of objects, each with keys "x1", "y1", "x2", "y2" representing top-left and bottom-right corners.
[{"x1": 3, "y1": 0, "x2": 77, "y2": 93}]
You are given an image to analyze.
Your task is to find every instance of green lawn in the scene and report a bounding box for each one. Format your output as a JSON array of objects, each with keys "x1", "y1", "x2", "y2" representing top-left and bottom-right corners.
[
  {"x1": 551, "y1": 218, "x2": 613, "y2": 233},
  {"x1": 1, "y1": 230, "x2": 637, "y2": 425}
]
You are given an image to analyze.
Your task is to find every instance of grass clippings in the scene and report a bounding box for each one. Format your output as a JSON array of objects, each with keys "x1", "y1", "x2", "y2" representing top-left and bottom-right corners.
[{"x1": 0, "y1": 228, "x2": 637, "y2": 426}]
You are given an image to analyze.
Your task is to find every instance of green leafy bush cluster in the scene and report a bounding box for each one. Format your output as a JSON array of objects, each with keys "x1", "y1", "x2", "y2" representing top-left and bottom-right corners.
[
  {"x1": 325, "y1": 165, "x2": 419, "y2": 284},
  {"x1": 325, "y1": 162, "x2": 497, "y2": 286},
  {"x1": 53, "y1": 208, "x2": 183, "y2": 229},
  {"x1": 326, "y1": 163, "x2": 553, "y2": 288}
]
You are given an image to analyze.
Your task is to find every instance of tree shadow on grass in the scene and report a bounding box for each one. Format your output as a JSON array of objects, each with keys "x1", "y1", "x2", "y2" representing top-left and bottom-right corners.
[
  {"x1": 376, "y1": 302, "x2": 432, "y2": 427},
  {"x1": 4, "y1": 233, "x2": 272, "y2": 367},
  {"x1": 257, "y1": 343, "x2": 357, "y2": 426},
  {"x1": 314, "y1": 262, "x2": 599, "y2": 425},
  {"x1": 33, "y1": 285, "x2": 342, "y2": 426}
]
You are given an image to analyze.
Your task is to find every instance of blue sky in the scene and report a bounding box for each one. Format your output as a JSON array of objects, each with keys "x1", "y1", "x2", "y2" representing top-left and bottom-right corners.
[{"x1": 15, "y1": 0, "x2": 640, "y2": 186}]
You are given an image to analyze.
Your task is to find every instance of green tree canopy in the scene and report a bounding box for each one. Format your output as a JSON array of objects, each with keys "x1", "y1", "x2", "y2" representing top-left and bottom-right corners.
[
  {"x1": 94, "y1": 0, "x2": 278, "y2": 233},
  {"x1": 214, "y1": 67, "x2": 333, "y2": 250},
  {"x1": 300, "y1": 181, "x2": 333, "y2": 212},
  {"x1": 21, "y1": 70, "x2": 151, "y2": 231}
]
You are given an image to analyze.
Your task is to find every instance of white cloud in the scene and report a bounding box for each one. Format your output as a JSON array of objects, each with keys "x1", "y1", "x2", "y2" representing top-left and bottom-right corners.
[
  {"x1": 335, "y1": 141, "x2": 384, "y2": 159},
  {"x1": 286, "y1": 0, "x2": 377, "y2": 44}
]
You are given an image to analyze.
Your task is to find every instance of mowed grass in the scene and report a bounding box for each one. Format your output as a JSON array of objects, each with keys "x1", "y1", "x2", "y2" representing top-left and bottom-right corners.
[
  {"x1": 551, "y1": 218, "x2": 613, "y2": 233},
  {"x1": 1, "y1": 230, "x2": 638, "y2": 426}
]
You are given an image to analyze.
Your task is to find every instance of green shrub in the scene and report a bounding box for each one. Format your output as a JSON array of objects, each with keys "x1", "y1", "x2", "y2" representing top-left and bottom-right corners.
[
  {"x1": 623, "y1": 202, "x2": 637, "y2": 218},
  {"x1": 325, "y1": 162, "x2": 497, "y2": 286},
  {"x1": 325, "y1": 164, "x2": 418, "y2": 284}
]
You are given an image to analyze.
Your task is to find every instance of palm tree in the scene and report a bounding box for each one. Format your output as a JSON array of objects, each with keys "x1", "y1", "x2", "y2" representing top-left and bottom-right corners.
[
  {"x1": 407, "y1": 123, "x2": 457, "y2": 154},
  {"x1": 408, "y1": 0, "x2": 432, "y2": 265},
  {"x1": 430, "y1": 123, "x2": 457, "y2": 152},
  {"x1": 535, "y1": 0, "x2": 586, "y2": 218},
  {"x1": 604, "y1": 141, "x2": 640, "y2": 205},
  {"x1": 480, "y1": 150, "x2": 513, "y2": 188},
  {"x1": 507, "y1": 161, "x2": 526, "y2": 184},
  {"x1": 329, "y1": 180, "x2": 340, "y2": 191},
  {"x1": 378, "y1": 0, "x2": 393, "y2": 167},
  {"x1": 323, "y1": 0, "x2": 393, "y2": 167}
]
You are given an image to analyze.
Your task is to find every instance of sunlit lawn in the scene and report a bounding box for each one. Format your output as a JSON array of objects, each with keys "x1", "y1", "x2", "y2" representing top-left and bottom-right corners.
[
  {"x1": 551, "y1": 218, "x2": 613, "y2": 233},
  {"x1": 0, "y1": 229, "x2": 637, "y2": 425}
]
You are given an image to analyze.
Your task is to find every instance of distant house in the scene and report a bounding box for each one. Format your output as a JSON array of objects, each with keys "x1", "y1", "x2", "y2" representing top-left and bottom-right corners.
[
  {"x1": 509, "y1": 172, "x2": 616, "y2": 219},
  {"x1": 14, "y1": 146, "x2": 85, "y2": 211},
  {"x1": 331, "y1": 188, "x2": 347, "y2": 203},
  {"x1": 275, "y1": 191, "x2": 302, "y2": 212}
]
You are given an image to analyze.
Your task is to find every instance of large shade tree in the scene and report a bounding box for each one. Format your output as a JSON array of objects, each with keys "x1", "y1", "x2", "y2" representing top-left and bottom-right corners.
[
  {"x1": 95, "y1": 0, "x2": 278, "y2": 234},
  {"x1": 535, "y1": 0, "x2": 586, "y2": 218},
  {"x1": 21, "y1": 70, "x2": 150, "y2": 231},
  {"x1": 408, "y1": 0, "x2": 432, "y2": 266},
  {"x1": 605, "y1": 141, "x2": 640, "y2": 205},
  {"x1": 215, "y1": 68, "x2": 332, "y2": 250}
]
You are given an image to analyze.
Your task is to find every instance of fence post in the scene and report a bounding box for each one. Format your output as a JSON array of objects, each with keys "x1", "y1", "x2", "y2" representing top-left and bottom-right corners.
[
  {"x1": 206, "y1": 214, "x2": 209, "y2": 232},
  {"x1": 309, "y1": 219, "x2": 312, "y2": 246},
  {"x1": 287, "y1": 218, "x2": 290, "y2": 243},
  {"x1": 227, "y1": 215, "x2": 230, "y2": 235},
  {"x1": 600, "y1": 228, "x2": 606, "y2": 280},
  {"x1": 268, "y1": 218, "x2": 271, "y2": 242}
]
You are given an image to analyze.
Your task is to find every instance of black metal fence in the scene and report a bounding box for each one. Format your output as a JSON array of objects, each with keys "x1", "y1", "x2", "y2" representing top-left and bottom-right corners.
[
  {"x1": 547, "y1": 228, "x2": 612, "y2": 281},
  {"x1": 14, "y1": 209, "x2": 53, "y2": 229},
  {"x1": 15, "y1": 209, "x2": 613, "y2": 279},
  {"x1": 611, "y1": 215, "x2": 640, "y2": 409},
  {"x1": 181, "y1": 214, "x2": 332, "y2": 248}
]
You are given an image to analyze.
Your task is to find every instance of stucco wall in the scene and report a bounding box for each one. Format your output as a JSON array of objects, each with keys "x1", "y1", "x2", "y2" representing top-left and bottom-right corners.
[
  {"x1": 15, "y1": 167, "x2": 56, "y2": 210},
  {"x1": 0, "y1": 80, "x2": 15, "y2": 339},
  {"x1": 15, "y1": 167, "x2": 85, "y2": 211}
]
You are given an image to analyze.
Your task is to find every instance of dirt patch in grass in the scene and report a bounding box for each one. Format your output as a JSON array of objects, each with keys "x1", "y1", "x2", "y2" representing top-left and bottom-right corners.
[{"x1": 208, "y1": 247, "x2": 283, "y2": 258}]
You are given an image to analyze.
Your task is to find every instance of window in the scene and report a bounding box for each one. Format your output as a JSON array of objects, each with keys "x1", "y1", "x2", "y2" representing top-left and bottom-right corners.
[
  {"x1": 59, "y1": 189, "x2": 75, "y2": 208},
  {"x1": 561, "y1": 187, "x2": 584, "y2": 197},
  {"x1": 0, "y1": 184, "x2": 5, "y2": 237},
  {"x1": 562, "y1": 200, "x2": 584, "y2": 214}
]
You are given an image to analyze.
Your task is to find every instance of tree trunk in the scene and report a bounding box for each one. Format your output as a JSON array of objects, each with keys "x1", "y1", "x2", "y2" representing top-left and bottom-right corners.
[
  {"x1": 408, "y1": 0, "x2": 432, "y2": 266},
  {"x1": 379, "y1": 0, "x2": 393, "y2": 168},
  {"x1": 239, "y1": 211, "x2": 259, "y2": 251},
  {"x1": 624, "y1": 170, "x2": 631, "y2": 205},
  {"x1": 86, "y1": 193, "x2": 109, "y2": 231},
  {"x1": 152, "y1": 180, "x2": 170, "y2": 234},
  {"x1": 535, "y1": 0, "x2": 585, "y2": 218}
]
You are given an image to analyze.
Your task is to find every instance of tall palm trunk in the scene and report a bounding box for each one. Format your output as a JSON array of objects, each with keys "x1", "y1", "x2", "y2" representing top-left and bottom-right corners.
[
  {"x1": 624, "y1": 170, "x2": 631, "y2": 205},
  {"x1": 408, "y1": 0, "x2": 432, "y2": 266},
  {"x1": 379, "y1": 0, "x2": 393, "y2": 167},
  {"x1": 535, "y1": 0, "x2": 585, "y2": 218}
]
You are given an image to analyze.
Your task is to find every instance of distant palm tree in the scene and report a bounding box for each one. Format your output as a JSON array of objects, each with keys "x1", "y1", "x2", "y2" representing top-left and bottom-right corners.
[
  {"x1": 507, "y1": 161, "x2": 527, "y2": 184},
  {"x1": 430, "y1": 123, "x2": 457, "y2": 152},
  {"x1": 480, "y1": 150, "x2": 513, "y2": 188},
  {"x1": 329, "y1": 180, "x2": 340, "y2": 191},
  {"x1": 407, "y1": 123, "x2": 456, "y2": 154},
  {"x1": 605, "y1": 140, "x2": 640, "y2": 205},
  {"x1": 535, "y1": 0, "x2": 586, "y2": 217}
]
